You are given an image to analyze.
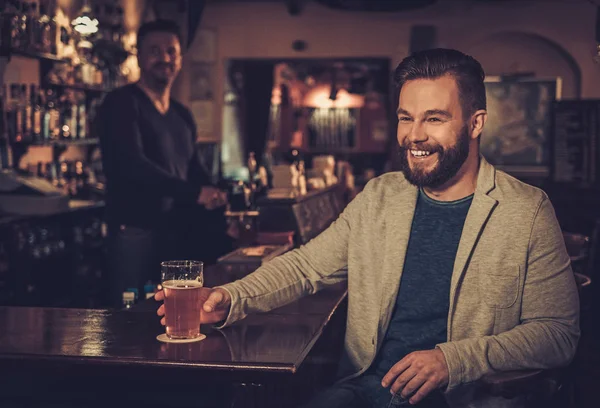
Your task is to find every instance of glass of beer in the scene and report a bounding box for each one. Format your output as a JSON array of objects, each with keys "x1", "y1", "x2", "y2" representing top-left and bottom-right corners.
[{"x1": 161, "y1": 260, "x2": 204, "y2": 340}]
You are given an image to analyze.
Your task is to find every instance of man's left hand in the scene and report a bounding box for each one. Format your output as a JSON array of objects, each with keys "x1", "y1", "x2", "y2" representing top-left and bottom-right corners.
[{"x1": 381, "y1": 349, "x2": 449, "y2": 405}]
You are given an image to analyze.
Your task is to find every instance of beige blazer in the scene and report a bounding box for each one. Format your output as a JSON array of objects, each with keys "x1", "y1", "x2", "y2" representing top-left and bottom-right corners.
[{"x1": 220, "y1": 156, "x2": 580, "y2": 407}]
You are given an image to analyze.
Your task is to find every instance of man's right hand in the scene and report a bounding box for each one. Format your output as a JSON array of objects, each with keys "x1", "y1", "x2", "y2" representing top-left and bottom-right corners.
[{"x1": 156, "y1": 287, "x2": 231, "y2": 325}]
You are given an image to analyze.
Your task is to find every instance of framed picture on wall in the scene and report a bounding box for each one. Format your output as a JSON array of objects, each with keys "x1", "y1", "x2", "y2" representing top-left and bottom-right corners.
[
  {"x1": 190, "y1": 29, "x2": 216, "y2": 63},
  {"x1": 190, "y1": 62, "x2": 214, "y2": 101},
  {"x1": 481, "y1": 76, "x2": 562, "y2": 177},
  {"x1": 191, "y1": 100, "x2": 214, "y2": 138},
  {"x1": 551, "y1": 99, "x2": 600, "y2": 186}
]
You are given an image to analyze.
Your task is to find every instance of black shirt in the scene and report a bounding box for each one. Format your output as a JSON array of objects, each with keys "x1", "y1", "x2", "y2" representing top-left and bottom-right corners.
[{"x1": 97, "y1": 84, "x2": 211, "y2": 229}]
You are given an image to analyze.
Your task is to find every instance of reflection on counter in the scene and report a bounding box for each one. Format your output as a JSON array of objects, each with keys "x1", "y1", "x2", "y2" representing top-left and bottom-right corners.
[{"x1": 0, "y1": 198, "x2": 106, "y2": 308}]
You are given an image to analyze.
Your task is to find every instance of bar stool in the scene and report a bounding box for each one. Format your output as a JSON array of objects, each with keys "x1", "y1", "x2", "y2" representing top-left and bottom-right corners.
[
  {"x1": 563, "y1": 231, "x2": 592, "y2": 310},
  {"x1": 563, "y1": 232, "x2": 590, "y2": 274}
]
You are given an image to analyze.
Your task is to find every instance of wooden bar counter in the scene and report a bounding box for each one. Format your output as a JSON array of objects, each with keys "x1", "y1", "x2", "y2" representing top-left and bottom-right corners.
[{"x1": 0, "y1": 264, "x2": 347, "y2": 408}]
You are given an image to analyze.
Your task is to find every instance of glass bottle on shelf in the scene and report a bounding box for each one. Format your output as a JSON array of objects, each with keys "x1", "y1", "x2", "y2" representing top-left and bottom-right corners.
[
  {"x1": 42, "y1": 88, "x2": 59, "y2": 141},
  {"x1": 16, "y1": 2, "x2": 29, "y2": 50},
  {"x1": 297, "y1": 160, "x2": 307, "y2": 195},
  {"x1": 30, "y1": 84, "x2": 42, "y2": 142},
  {"x1": 6, "y1": 1, "x2": 20, "y2": 50},
  {"x1": 0, "y1": 1, "x2": 15, "y2": 50},
  {"x1": 0, "y1": 85, "x2": 14, "y2": 170},
  {"x1": 22, "y1": 84, "x2": 32, "y2": 143},
  {"x1": 36, "y1": 161, "x2": 45, "y2": 178},
  {"x1": 92, "y1": 56, "x2": 104, "y2": 87},
  {"x1": 77, "y1": 93, "x2": 87, "y2": 139},
  {"x1": 7, "y1": 84, "x2": 23, "y2": 143},
  {"x1": 0, "y1": 136, "x2": 14, "y2": 170},
  {"x1": 10, "y1": 0, "x2": 22, "y2": 49},
  {"x1": 74, "y1": 160, "x2": 85, "y2": 196},
  {"x1": 58, "y1": 160, "x2": 69, "y2": 194},
  {"x1": 25, "y1": 1, "x2": 38, "y2": 51},
  {"x1": 47, "y1": 161, "x2": 58, "y2": 186},
  {"x1": 114, "y1": 6, "x2": 125, "y2": 45},
  {"x1": 49, "y1": 89, "x2": 61, "y2": 140},
  {"x1": 59, "y1": 94, "x2": 76, "y2": 140},
  {"x1": 102, "y1": 4, "x2": 113, "y2": 42},
  {"x1": 43, "y1": 0, "x2": 57, "y2": 55},
  {"x1": 38, "y1": 1, "x2": 51, "y2": 53},
  {"x1": 0, "y1": 84, "x2": 5, "y2": 139}
]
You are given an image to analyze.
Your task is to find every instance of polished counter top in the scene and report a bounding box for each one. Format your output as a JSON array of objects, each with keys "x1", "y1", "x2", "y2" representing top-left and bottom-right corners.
[
  {"x1": 256, "y1": 183, "x2": 342, "y2": 205},
  {"x1": 0, "y1": 199, "x2": 105, "y2": 226},
  {"x1": 0, "y1": 265, "x2": 347, "y2": 377}
]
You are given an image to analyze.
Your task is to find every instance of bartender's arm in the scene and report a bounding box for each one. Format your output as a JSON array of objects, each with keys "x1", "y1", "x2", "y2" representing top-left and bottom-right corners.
[{"x1": 99, "y1": 91, "x2": 224, "y2": 209}]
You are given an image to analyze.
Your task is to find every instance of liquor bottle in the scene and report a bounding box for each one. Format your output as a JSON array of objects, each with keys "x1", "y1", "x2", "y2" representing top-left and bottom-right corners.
[
  {"x1": 58, "y1": 95, "x2": 69, "y2": 139},
  {"x1": 74, "y1": 160, "x2": 85, "y2": 196},
  {"x1": 38, "y1": 1, "x2": 51, "y2": 53},
  {"x1": 7, "y1": 84, "x2": 22, "y2": 143},
  {"x1": 122, "y1": 291, "x2": 135, "y2": 309},
  {"x1": 144, "y1": 281, "x2": 157, "y2": 300},
  {"x1": 0, "y1": 84, "x2": 5, "y2": 139},
  {"x1": 42, "y1": 89, "x2": 58, "y2": 140},
  {"x1": 77, "y1": 95, "x2": 86, "y2": 139},
  {"x1": 21, "y1": 84, "x2": 32, "y2": 143},
  {"x1": 0, "y1": 135, "x2": 13, "y2": 170},
  {"x1": 58, "y1": 95, "x2": 77, "y2": 140},
  {"x1": 297, "y1": 160, "x2": 307, "y2": 195},
  {"x1": 30, "y1": 84, "x2": 42, "y2": 142},
  {"x1": 16, "y1": 2, "x2": 28, "y2": 50},
  {"x1": 47, "y1": 161, "x2": 58, "y2": 186},
  {"x1": 36, "y1": 161, "x2": 45, "y2": 178},
  {"x1": 10, "y1": 0, "x2": 22, "y2": 49},
  {"x1": 58, "y1": 160, "x2": 69, "y2": 194},
  {"x1": 0, "y1": 85, "x2": 14, "y2": 170},
  {"x1": 25, "y1": 1, "x2": 37, "y2": 51},
  {"x1": 114, "y1": 6, "x2": 125, "y2": 44},
  {"x1": 68, "y1": 95, "x2": 78, "y2": 139},
  {"x1": 101, "y1": 4, "x2": 113, "y2": 42},
  {"x1": 40, "y1": 0, "x2": 57, "y2": 55},
  {"x1": 0, "y1": 1, "x2": 13, "y2": 51},
  {"x1": 0, "y1": 242, "x2": 10, "y2": 294}
]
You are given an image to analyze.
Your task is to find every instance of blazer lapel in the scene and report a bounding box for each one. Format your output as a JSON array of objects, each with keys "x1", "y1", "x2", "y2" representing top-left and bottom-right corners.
[
  {"x1": 448, "y1": 157, "x2": 498, "y2": 339},
  {"x1": 378, "y1": 181, "x2": 418, "y2": 339}
]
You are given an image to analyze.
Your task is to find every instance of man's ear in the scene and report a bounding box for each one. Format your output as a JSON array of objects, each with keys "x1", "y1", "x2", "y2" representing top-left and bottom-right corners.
[{"x1": 470, "y1": 110, "x2": 487, "y2": 140}]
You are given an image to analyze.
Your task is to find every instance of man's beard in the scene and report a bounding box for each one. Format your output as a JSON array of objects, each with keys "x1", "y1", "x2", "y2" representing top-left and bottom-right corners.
[
  {"x1": 397, "y1": 125, "x2": 471, "y2": 188},
  {"x1": 147, "y1": 63, "x2": 175, "y2": 88}
]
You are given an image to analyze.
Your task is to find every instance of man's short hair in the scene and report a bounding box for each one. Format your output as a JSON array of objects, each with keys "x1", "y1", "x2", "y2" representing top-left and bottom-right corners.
[
  {"x1": 394, "y1": 48, "x2": 486, "y2": 118},
  {"x1": 137, "y1": 19, "x2": 183, "y2": 51}
]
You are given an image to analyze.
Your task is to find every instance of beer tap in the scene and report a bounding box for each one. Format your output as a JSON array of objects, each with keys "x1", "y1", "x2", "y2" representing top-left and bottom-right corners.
[{"x1": 247, "y1": 152, "x2": 257, "y2": 208}]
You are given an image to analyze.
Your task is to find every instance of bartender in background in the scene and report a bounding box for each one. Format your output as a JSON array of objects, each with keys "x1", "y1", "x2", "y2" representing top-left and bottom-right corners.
[{"x1": 97, "y1": 20, "x2": 230, "y2": 307}]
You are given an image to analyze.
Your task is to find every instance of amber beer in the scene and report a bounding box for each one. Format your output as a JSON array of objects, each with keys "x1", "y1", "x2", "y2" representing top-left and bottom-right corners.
[
  {"x1": 163, "y1": 280, "x2": 203, "y2": 339},
  {"x1": 161, "y1": 260, "x2": 204, "y2": 340}
]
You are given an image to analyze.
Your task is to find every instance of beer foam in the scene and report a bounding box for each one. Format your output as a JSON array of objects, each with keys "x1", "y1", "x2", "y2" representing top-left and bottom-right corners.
[{"x1": 162, "y1": 280, "x2": 203, "y2": 289}]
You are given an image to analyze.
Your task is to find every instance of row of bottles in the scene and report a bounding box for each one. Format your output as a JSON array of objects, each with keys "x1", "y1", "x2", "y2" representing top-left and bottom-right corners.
[
  {"x1": 93, "y1": 2, "x2": 126, "y2": 47},
  {"x1": 0, "y1": 82, "x2": 13, "y2": 169},
  {"x1": 46, "y1": 56, "x2": 127, "y2": 91},
  {"x1": 1, "y1": 83, "x2": 102, "y2": 144},
  {"x1": 123, "y1": 282, "x2": 159, "y2": 308},
  {"x1": 0, "y1": 0, "x2": 58, "y2": 55},
  {"x1": 26, "y1": 159, "x2": 100, "y2": 199}
]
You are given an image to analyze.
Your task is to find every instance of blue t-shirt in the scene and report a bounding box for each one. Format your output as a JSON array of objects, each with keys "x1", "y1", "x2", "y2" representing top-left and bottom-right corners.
[{"x1": 371, "y1": 188, "x2": 473, "y2": 377}]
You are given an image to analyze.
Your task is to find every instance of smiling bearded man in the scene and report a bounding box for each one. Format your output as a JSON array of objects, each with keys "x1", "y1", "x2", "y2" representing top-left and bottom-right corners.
[{"x1": 155, "y1": 48, "x2": 579, "y2": 408}]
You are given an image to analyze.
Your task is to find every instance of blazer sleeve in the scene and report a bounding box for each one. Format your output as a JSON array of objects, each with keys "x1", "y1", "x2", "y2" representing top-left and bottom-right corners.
[{"x1": 215, "y1": 185, "x2": 370, "y2": 327}]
